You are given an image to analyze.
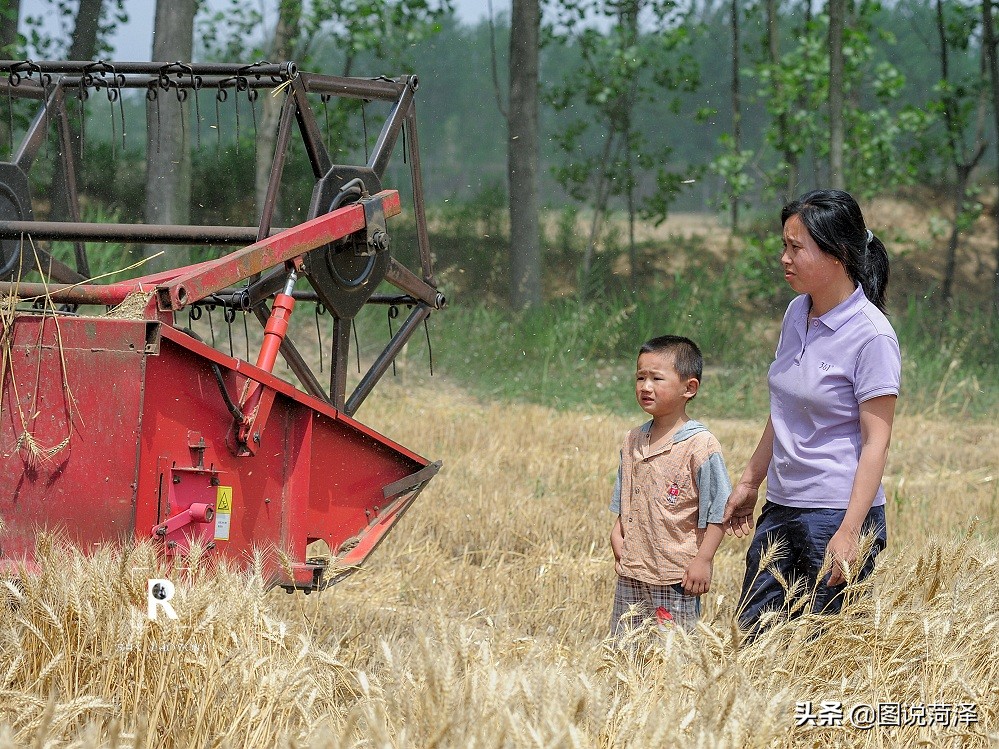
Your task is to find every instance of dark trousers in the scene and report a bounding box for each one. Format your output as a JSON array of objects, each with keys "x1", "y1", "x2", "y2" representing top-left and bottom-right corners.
[{"x1": 737, "y1": 502, "x2": 887, "y2": 635}]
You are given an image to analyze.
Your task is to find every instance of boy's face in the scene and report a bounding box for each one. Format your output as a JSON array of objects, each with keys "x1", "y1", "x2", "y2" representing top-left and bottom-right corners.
[{"x1": 635, "y1": 351, "x2": 698, "y2": 418}]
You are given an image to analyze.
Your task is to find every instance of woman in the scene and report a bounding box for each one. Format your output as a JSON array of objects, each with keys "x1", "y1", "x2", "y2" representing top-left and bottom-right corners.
[{"x1": 723, "y1": 189, "x2": 901, "y2": 635}]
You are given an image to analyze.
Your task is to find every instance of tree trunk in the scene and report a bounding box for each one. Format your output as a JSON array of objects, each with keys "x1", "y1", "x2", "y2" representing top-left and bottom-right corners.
[
  {"x1": 767, "y1": 0, "x2": 797, "y2": 202},
  {"x1": 143, "y1": 0, "x2": 196, "y2": 272},
  {"x1": 730, "y1": 0, "x2": 741, "y2": 231},
  {"x1": 508, "y1": 0, "x2": 541, "y2": 309},
  {"x1": 0, "y1": 0, "x2": 21, "y2": 155},
  {"x1": 0, "y1": 0, "x2": 20, "y2": 56},
  {"x1": 943, "y1": 164, "x2": 973, "y2": 303},
  {"x1": 255, "y1": 0, "x2": 302, "y2": 226},
  {"x1": 828, "y1": 0, "x2": 846, "y2": 190},
  {"x1": 983, "y1": 0, "x2": 999, "y2": 314},
  {"x1": 48, "y1": 0, "x2": 103, "y2": 222}
]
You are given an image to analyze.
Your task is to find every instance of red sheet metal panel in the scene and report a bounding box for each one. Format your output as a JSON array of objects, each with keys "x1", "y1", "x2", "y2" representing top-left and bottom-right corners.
[
  {"x1": 2, "y1": 313, "x2": 431, "y2": 588},
  {"x1": 0, "y1": 315, "x2": 148, "y2": 561}
]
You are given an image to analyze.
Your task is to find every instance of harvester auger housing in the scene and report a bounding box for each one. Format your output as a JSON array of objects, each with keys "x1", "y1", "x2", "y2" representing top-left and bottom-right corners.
[{"x1": 0, "y1": 60, "x2": 445, "y2": 591}]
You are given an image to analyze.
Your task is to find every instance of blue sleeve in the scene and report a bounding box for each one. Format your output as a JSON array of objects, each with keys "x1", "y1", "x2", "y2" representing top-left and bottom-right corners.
[
  {"x1": 697, "y1": 452, "x2": 732, "y2": 527},
  {"x1": 610, "y1": 452, "x2": 622, "y2": 514}
]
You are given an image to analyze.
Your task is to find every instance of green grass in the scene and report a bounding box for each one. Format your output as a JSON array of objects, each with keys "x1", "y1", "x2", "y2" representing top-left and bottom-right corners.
[{"x1": 427, "y1": 280, "x2": 998, "y2": 422}]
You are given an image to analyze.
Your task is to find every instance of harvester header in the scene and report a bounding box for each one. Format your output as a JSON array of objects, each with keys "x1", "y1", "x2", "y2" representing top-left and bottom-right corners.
[{"x1": 0, "y1": 59, "x2": 444, "y2": 591}]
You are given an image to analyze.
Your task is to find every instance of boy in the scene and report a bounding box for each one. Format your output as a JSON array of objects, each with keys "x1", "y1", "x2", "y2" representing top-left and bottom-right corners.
[{"x1": 610, "y1": 335, "x2": 732, "y2": 634}]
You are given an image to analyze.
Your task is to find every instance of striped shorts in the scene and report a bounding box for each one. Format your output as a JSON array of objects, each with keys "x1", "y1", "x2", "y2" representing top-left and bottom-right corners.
[{"x1": 610, "y1": 575, "x2": 701, "y2": 635}]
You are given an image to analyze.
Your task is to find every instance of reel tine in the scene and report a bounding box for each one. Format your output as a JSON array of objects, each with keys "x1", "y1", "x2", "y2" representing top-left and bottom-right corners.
[
  {"x1": 192, "y1": 73, "x2": 203, "y2": 150},
  {"x1": 117, "y1": 74, "x2": 126, "y2": 152},
  {"x1": 224, "y1": 304, "x2": 235, "y2": 358},
  {"x1": 315, "y1": 303, "x2": 324, "y2": 373},
  {"x1": 352, "y1": 317, "x2": 361, "y2": 373},
  {"x1": 321, "y1": 94, "x2": 331, "y2": 158},
  {"x1": 6, "y1": 80, "x2": 12, "y2": 157},
  {"x1": 361, "y1": 99, "x2": 369, "y2": 162},
  {"x1": 424, "y1": 315, "x2": 433, "y2": 377}
]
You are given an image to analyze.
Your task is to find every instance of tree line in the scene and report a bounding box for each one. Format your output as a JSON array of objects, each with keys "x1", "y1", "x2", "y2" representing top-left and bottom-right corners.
[{"x1": 3, "y1": 0, "x2": 999, "y2": 313}]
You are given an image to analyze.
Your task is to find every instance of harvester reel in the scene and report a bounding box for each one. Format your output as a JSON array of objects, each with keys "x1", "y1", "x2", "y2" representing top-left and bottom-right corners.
[
  {"x1": 0, "y1": 163, "x2": 34, "y2": 280},
  {"x1": 303, "y1": 165, "x2": 387, "y2": 320}
]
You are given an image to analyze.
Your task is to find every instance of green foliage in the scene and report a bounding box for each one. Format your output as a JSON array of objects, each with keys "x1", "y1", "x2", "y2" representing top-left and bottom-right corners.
[
  {"x1": 196, "y1": 0, "x2": 452, "y2": 73},
  {"x1": 751, "y1": 3, "x2": 930, "y2": 200},
  {"x1": 546, "y1": 0, "x2": 699, "y2": 227},
  {"x1": 892, "y1": 295, "x2": 999, "y2": 418},
  {"x1": 709, "y1": 134, "x2": 755, "y2": 218},
  {"x1": 21, "y1": 0, "x2": 127, "y2": 59},
  {"x1": 44, "y1": 204, "x2": 134, "y2": 281}
]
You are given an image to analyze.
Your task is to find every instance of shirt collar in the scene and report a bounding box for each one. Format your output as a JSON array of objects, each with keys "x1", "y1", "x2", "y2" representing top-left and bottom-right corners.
[
  {"x1": 810, "y1": 284, "x2": 868, "y2": 332},
  {"x1": 638, "y1": 419, "x2": 706, "y2": 458}
]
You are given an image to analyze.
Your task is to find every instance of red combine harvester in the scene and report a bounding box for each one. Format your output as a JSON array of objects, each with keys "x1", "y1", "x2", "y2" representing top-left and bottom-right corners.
[{"x1": 0, "y1": 60, "x2": 444, "y2": 591}]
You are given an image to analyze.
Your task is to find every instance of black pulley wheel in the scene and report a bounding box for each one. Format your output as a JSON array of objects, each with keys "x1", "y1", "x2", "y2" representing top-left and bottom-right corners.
[
  {"x1": 302, "y1": 165, "x2": 388, "y2": 319},
  {"x1": 0, "y1": 163, "x2": 35, "y2": 281}
]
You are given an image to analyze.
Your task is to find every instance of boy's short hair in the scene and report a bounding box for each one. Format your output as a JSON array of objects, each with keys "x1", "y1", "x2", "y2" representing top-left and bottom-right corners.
[{"x1": 639, "y1": 335, "x2": 703, "y2": 382}]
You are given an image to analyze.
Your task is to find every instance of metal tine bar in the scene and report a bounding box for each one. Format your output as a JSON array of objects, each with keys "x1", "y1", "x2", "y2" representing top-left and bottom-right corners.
[
  {"x1": 247, "y1": 80, "x2": 341, "y2": 404},
  {"x1": 299, "y1": 72, "x2": 406, "y2": 102},
  {"x1": 258, "y1": 87, "x2": 298, "y2": 239},
  {"x1": 0, "y1": 80, "x2": 45, "y2": 98},
  {"x1": 193, "y1": 290, "x2": 418, "y2": 308},
  {"x1": 292, "y1": 76, "x2": 331, "y2": 178},
  {"x1": 0, "y1": 220, "x2": 282, "y2": 244},
  {"x1": 344, "y1": 303, "x2": 431, "y2": 416},
  {"x1": 0, "y1": 71, "x2": 404, "y2": 101},
  {"x1": 52, "y1": 91, "x2": 89, "y2": 277},
  {"x1": 0, "y1": 60, "x2": 297, "y2": 77},
  {"x1": 45, "y1": 75, "x2": 290, "y2": 91},
  {"x1": 384, "y1": 257, "x2": 443, "y2": 309},
  {"x1": 405, "y1": 106, "x2": 435, "y2": 284},
  {"x1": 14, "y1": 84, "x2": 61, "y2": 170},
  {"x1": 330, "y1": 317, "x2": 351, "y2": 409},
  {"x1": 367, "y1": 77, "x2": 415, "y2": 180}
]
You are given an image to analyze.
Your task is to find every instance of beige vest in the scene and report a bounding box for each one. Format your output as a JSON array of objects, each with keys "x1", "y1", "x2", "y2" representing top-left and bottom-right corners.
[{"x1": 618, "y1": 425, "x2": 721, "y2": 585}]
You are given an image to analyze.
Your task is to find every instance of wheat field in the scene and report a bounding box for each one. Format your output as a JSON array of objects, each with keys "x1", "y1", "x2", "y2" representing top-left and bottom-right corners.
[{"x1": 1, "y1": 377, "x2": 997, "y2": 748}]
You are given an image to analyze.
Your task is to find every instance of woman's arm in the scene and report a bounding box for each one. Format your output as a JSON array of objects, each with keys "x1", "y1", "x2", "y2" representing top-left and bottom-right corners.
[
  {"x1": 722, "y1": 417, "x2": 775, "y2": 537},
  {"x1": 826, "y1": 394, "x2": 897, "y2": 586}
]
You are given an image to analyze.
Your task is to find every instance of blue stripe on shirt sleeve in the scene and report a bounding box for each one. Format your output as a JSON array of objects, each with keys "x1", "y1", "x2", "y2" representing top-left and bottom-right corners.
[
  {"x1": 610, "y1": 453, "x2": 622, "y2": 514},
  {"x1": 697, "y1": 452, "x2": 733, "y2": 527}
]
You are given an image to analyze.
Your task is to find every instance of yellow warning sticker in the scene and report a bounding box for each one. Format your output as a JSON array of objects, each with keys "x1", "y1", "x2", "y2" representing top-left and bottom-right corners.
[{"x1": 215, "y1": 486, "x2": 233, "y2": 540}]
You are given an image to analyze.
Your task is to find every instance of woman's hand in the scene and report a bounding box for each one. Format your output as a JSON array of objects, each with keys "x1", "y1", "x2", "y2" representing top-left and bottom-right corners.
[
  {"x1": 825, "y1": 527, "x2": 859, "y2": 586},
  {"x1": 724, "y1": 418, "x2": 774, "y2": 538},
  {"x1": 723, "y1": 482, "x2": 760, "y2": 538}
]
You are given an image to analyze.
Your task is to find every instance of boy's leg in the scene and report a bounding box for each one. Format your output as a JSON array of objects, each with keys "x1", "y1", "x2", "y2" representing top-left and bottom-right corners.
[
  {"x1": 650, "y1": 583, "x2": 701, "y2": 631},
  {"x1": 737, "y1": 502, "x2": 800, "y2": 636},
  {"x1": 610, "y1": 575, "x2": 653, "y2": 636},
  {"x1": 806, "y1": 505, "x2": 887, "y2": 615}
]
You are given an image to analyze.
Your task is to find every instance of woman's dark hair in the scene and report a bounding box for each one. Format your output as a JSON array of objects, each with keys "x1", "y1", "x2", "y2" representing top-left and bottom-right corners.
[{"x1": 781, "y1": 189, "x2": 890, "y2": 312}]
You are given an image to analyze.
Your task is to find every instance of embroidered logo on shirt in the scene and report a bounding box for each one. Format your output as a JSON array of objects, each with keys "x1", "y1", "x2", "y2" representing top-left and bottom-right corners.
[
  {"x1": 819, "y1": 361, "x2": 832, "y2": 371},
  {"x1": 666, "y1": 482, "x2": 681, "y2": 504}
]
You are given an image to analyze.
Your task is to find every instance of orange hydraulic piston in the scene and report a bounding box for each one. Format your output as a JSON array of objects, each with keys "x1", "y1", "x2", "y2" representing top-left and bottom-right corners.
[
  {"x1": 235, "y1": 272, "x2": 298, "y2": 449},
  {"x1": 255, "y1": 272, "x2": 298, "y2": 373}
]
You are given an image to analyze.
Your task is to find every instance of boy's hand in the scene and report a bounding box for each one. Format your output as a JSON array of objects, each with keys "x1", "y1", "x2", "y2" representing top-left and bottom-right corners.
[
  {"x1": 682, "y1": 557, "x2": 712, "y2": 596},
  {"x1": 614, "y1": 558, "x2": 625, "y2": 577}
]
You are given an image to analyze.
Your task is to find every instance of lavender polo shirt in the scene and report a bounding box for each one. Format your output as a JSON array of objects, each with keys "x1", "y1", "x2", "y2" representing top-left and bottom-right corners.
[{"x1": 767, "y1": 285, "x2": 901, "y2": 510}]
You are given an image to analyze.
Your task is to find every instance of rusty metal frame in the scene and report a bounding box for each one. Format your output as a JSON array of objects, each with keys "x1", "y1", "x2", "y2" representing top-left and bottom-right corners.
[{"x1": 0, "y1": 59, "x2": 443, "y2": 414}]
